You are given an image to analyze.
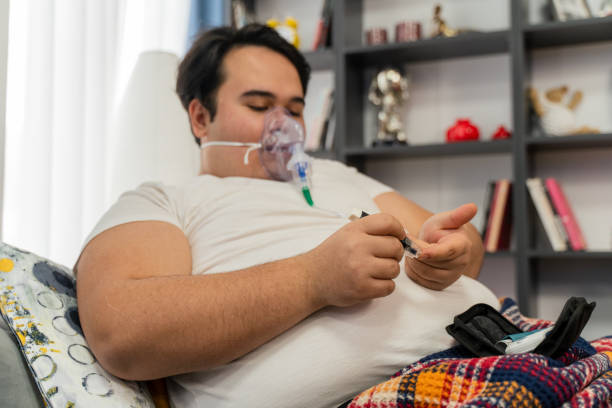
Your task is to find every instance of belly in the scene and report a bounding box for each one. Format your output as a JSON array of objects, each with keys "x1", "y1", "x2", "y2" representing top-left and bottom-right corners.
[{"x1": 168, "y1": 272, "x2": 499, "y2": 408}]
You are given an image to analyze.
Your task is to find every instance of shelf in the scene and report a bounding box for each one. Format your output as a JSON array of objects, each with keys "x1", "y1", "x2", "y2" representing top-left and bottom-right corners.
[
  {"x1": 344, "y1": 140, "x2": 513, "y2": 159},
  {"x1": 524, "y1": 16, "x2": 612, "y2": 49},
  {"x1": 528, "y1": 251, "x2": 612, "y2": 260},
  {"x1": 344, "y1": 30, "x2": 509, "y2": 66},
  {"x1": 302, "y1": 49, "x2": 335, "y2": 71},
  {"x1": 308, "y1": 149, "x2": 335, "y2": 160},
  {"x1": 526, "y1": 133, "x2": 612, "y2": 151}
]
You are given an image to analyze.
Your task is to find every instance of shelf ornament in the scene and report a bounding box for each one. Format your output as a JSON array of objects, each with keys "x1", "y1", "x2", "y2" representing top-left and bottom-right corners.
[
  {"x1": 266, "y1": 17, "x2": 300, "y2": 49},
  {"x1": 528, "y1": 86, "x2": 599, "y2": 136},
  {"x1": 431, "y1": 4, "x2": 459, "y2": 38},
  {"x1": 446, "y1": 119, "x2": 480, "y2": 143},
  {"x1": 368, "y1": 68, "x2": 410, "y2": 146}
]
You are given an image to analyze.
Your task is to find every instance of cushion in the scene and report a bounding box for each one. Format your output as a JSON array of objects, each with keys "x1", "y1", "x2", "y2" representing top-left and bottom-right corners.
[
  {"x1": 0, "y1": 242, "x2": 155, "y2": 407},
  {"x1": 0, "y1": 318, "x2": 44, "y2": 407}
]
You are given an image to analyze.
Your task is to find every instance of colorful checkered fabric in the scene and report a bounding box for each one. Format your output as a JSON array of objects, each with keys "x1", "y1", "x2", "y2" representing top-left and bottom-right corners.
[{"x1": 348, "y1": 298, "x2": 612, "y2": 408}]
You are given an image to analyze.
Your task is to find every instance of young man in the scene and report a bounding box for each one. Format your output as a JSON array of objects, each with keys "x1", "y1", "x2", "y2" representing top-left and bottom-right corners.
[{"x1": 76, "y1": 24, "x2": 498, "y2": 408}]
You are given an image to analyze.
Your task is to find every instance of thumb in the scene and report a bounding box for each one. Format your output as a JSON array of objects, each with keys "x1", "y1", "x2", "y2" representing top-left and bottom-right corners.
[{"x1": 432, "y1": 203, "x2": 477, "y2": 230}]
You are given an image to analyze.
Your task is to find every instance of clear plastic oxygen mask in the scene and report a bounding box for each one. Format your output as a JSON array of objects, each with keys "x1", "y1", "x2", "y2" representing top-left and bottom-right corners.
[{"x1": 199, "y1": 107, "x2": 314, "y2": 206}]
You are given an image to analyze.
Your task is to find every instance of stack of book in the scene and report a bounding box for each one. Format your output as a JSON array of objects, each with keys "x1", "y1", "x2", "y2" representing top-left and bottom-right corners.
[
  {"x1": 481, "y1": 179, "x2": 513, "y2": 253},
  {"x1": 305, "y1": 88, "x2": 335, "y2": 152},
  {"x1": 526, "y1": 177, "x2": 587, "y2": 252},
  {"x1": 312, "y1": 0, "x2": 333, "y2": 50}
]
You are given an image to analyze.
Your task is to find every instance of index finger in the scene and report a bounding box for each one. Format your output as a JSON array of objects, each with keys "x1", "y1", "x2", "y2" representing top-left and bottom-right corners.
[{"x1": 358, "y1": 213, "x2": 406, "y2": 241}]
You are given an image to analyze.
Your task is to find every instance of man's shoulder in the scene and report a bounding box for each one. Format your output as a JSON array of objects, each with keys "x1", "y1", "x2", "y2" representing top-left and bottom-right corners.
[{"x1": 129, "y1": 175, "x2": 220, "y2": 198}]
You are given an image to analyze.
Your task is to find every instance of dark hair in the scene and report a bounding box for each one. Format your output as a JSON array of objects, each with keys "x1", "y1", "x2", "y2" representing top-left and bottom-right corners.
[{"x1": 176, "y1": 23, "x2": 311, "y2": 145}]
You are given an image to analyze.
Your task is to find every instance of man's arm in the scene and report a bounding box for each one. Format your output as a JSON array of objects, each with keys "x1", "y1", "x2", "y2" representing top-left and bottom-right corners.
[
  {"x1": 77, "y1": 215, "x2": 406, "y2": 381},
  {"x1": 374, "y1": 191, "x2": 484, "y2": 287}
]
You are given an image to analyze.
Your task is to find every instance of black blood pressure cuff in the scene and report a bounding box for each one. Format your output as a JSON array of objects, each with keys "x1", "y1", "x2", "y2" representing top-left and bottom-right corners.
[
  {"x1": 446, "y1": 297, "x2": 596, "y2": 358},
  {"x1": 446, "y1": 303, "x2": 522, "y2": 356},
  {"x1": 532, "y1": 296, "x2": 596, "y2": 358}
]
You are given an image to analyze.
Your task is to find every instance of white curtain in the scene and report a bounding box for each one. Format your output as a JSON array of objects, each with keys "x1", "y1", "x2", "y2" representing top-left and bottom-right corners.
[{"x1": 3, "y1": 0, "x2": 194, "y2": 267}]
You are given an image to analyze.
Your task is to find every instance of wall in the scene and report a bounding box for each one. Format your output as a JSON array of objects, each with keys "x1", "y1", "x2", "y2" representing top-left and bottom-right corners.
[{"x1": 0, "y1": 0, "x2": 8, "y2": 241}]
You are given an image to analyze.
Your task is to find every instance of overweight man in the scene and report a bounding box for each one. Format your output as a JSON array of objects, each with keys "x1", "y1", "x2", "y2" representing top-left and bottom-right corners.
[{"x1": 76, "y1": 24, "x2": 498, "y2": 408}]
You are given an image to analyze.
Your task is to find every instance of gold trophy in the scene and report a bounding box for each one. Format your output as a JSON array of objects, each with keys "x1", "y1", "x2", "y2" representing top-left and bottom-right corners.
[{"x1": 368, "y1": 68, "x2": 410, "y2": 146}]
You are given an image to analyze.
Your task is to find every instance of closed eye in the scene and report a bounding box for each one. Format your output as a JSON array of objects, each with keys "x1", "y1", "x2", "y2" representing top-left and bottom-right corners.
[
  {"x1": 247, "y1": 105, "x2": 269, "y2": 112},
  {"x1": 247, "y1": 105, "x2": 302, "y2": 118}
]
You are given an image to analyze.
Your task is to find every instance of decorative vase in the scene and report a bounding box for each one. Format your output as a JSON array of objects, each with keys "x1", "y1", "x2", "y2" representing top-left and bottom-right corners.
[
  {"x1": 446, "y1": 119, "x2": 480, "y2": 143},
  {"x1": 492, "y1": 125, "x2": 512, "y2": 140}
]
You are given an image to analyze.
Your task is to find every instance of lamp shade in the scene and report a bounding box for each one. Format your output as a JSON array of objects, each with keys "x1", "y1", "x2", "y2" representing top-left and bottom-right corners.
[{"x1": 109, "y1": 51, "x2": 199, "y2": 202}]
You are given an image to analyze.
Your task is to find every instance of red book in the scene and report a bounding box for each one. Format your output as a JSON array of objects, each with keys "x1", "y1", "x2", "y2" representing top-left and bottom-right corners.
[
  {"x1": 483, "y1": 181, "x2": 501, "y2": 250},
  {"x1": 312, "y1": 0, "x2": 332, "y2": 50},
  {"x1": 485, "y1": 179, "x2": 511, "y2": 252},
  {"x1": 545, "y1": 178, "x2": 586, "y2": 251}
]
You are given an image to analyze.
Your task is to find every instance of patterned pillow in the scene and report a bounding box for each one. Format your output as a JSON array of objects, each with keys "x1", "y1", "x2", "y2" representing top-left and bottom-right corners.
[{"x1": 0, "y1": 242, "x2": 155, "y2": 407}]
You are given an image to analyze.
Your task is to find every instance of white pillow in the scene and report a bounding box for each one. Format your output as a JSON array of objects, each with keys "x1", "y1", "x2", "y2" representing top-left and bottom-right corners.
[{"x1": 0, "y1": 242, "x2": 155, "y2": 407}]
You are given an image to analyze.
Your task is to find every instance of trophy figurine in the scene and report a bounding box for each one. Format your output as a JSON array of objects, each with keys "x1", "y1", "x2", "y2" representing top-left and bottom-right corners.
[
  {"x1": 431, "y1": 4, "x2": 458, "y2": 38},
  {"x1": 431, "y1": 4, "x2": 474, "y2": 38},
  {"x1": 368, "y1": 68, "x2": 410, "y2": 146}
]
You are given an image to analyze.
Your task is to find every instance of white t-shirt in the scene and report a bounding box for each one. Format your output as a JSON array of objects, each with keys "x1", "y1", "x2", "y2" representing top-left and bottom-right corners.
[{"x1": 83, "y1": 159, "x2": 499, "y2": 408}]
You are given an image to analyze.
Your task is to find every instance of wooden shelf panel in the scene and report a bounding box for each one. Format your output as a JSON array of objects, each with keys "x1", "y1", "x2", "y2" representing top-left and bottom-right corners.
[
  {"x1": 526, "y1": 133, "x2": 612, "y2": 151},
  {"x1": 343, "y1": 30, "x2": 509, "y2": 66},
  {"x1": 302, "y1": 49, "x2": 335, "y2": 71},
  {"x1": 528, "y1": 251, "x2": 612, "y2": 260},
  {"x1": 524, "y1": 17, "x2": 612, "y2": 49},
  {"x1": 344, "y1": 140, "x2": 513, "y2": 159}
]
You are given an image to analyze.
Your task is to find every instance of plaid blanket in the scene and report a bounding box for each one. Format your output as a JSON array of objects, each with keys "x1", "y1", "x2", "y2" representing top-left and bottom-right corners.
[{"x1": 347, "y1": 298, "x2": 612, "y2": 408}]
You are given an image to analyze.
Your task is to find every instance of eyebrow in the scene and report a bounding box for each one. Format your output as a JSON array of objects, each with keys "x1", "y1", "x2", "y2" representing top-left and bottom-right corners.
[{"x1": 240, "y1": 90, "x2": 305, "y2": 105}]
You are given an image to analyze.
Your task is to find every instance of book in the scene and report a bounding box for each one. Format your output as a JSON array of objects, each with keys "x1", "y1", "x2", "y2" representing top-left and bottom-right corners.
[
  {"x1": 497, "y1": 183, "x2": 513, "y2": 251},
  {"x1": 526, "y1": 178, "x2": 567, "y2": 251},
  {"x1": 543, "y1": 184, "x2": 571, "y2": 249},
  {"x1": 480, "y1": 180, "x2": 496, "y2": 239},
  {"x1": 323, "y1": 108, "x2": 336, "y2": 151},
  {"x1": 545, "y1": 178, "x2": 587, "y2": 251},
  {"x1": 321, "y1": 90, "x2": 335, "y2": 151},
  {"x1": 312, "y1": 0, "x2": 333, "y2": 50},
  {"x1": 483, "y1": 181, "x2": 500, "y2": 249},
  {"x1": 305, "y1": 87, "x2": 333, "y2": 151},
  {"x1": 484, "y1": 179, "x2": 512, "y2": 252}
]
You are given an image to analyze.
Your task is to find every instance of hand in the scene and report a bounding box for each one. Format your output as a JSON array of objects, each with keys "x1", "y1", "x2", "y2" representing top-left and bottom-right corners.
[
  {"x1": 405, "y1": 203, "x2": 480, "y2": 290},
  {"x1": 301, "y1": 213, "x2": 406, "y2": 307}
]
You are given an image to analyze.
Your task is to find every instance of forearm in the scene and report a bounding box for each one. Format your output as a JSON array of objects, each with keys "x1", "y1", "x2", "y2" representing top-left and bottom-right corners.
[{"x1": 79, "y1": 255, "x2": 322, "y2": 381}]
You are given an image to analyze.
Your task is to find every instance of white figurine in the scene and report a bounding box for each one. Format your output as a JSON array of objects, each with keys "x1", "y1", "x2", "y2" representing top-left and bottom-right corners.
[
  {"x1": 528, "y1": 86, "x2": 599, "y2": 136},
  {"x1": 368, "y1": 68, "x2": 410, "y2": 144}
]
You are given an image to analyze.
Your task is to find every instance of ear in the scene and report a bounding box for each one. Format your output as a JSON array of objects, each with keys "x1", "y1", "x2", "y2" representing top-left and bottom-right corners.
[{"x1": 188, "y1": 99, "x2": 212, "y2": 143}]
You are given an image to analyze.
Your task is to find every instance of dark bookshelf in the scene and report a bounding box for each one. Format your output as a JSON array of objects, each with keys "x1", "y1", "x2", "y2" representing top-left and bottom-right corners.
[
  {"x1": 302, "y1": 49, "x2": 335, "y2": 71},
  {"x1": 528, "y1": 251, "x2": 612, "y2": 260},
  {"x1": 344, "y1": 30, "x2": 509, "y2": 66},
  {"x1": 485, "y1": 251, "x2": 516, "y2": 258},
  {"x1": 524, "y1": 16, "x2": 612, "y2": 49},
  {"x1": 244, "y1": 1, "x2": 612, "y2": 318},
  {"x1": 526, "y1": 133, "x2": 612, "y2": 151},
  {"x1": 344, "y1": 140, "x2": 513, "y2": 159}
]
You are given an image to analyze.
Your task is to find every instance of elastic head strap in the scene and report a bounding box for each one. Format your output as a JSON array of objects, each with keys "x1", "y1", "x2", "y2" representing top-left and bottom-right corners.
[{"x1": 199, "y1": 141, "x2": 261, "y2": 165}]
